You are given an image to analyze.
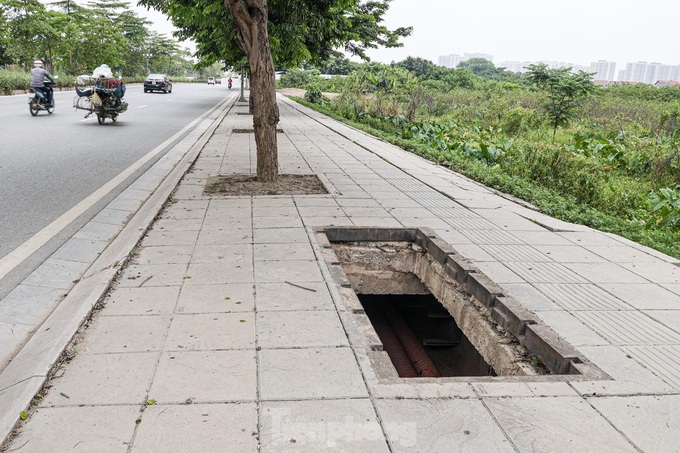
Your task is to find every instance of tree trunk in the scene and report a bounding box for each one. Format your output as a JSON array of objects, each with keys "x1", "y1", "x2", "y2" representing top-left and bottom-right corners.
[{"x1": 225, "y1": 0, "x2": 280, "y2": 183}]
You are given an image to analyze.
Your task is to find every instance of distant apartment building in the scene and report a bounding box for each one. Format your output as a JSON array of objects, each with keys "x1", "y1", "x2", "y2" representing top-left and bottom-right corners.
[
  {"x1": 437, "y1": 52, "x2": 493, "y2": 68},
  {"x1": 620, "y1": 61, "x2": 680, "y2": 83},
  {"x1": 438, "y1": 54, "x2": 463, "y2": 68},
  {"x1": 589, "y1": 60, "x2": 616, "y2": 81}
]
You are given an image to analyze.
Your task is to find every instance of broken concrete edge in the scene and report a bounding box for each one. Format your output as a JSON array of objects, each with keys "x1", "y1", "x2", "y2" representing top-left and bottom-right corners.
[
  {"x1": 0, "y1": 100, "x2": 234, "y2": 446},
  {"x1": 314, "y1": 226, "x2": 611, "y2": 383}
]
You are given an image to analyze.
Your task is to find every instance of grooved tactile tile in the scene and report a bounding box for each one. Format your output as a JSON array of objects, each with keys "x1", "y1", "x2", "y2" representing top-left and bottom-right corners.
[
  {"x1": 573, "y1": 311, "x2": 680, "y2": 345},
  {"x1": 535, "y1": 283, "x2": 633, "y2": 310}
]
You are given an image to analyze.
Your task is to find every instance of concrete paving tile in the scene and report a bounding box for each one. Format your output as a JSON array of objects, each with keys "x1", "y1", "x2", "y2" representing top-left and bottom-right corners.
[
  {"x1": 176, "y1": 283, "x2": 254, "y2": 313},
  {"x1": 573, "y1": 346, "x2": 676, "y2": 396},
  {"x1": 294, "y1": 197, "x2": 339, "y2": 207},
  {"x1": 536, "y1": 310, "x2": 610, "y2": 346},
  {"x1": 21, "y1": 258, "x2": 89, "y2": 290},
  {"x1": 149, "y1": 350, "x2": 256, "y2": 403},
  {"x1": 532, "y1": 245, "x2": 607, "y2": 263},
  {"x1": 135, "y1": 245, "x2": 194, "y2": 264},
  {"x1": 526, "y1": 381, "x2": 579, "y2": 396},
  {"x1": 504, "y1": 262, "x2": 590, "y2": 284},
  {"x1": 6, "y1": 405, "x2": 140, "y2": 453},
  {"x1": 254, "y1": 215, "x2": 305, "y2": 229},
  {"x1": 257, "y1": 311, "x2": 348, "y2": 348},
  {"x1": 600, "y1": 283, "x2": 680, "y2": 310},
  {"x1": 80, "y1": 315, "x2": 171, "y2": 353},
  {"x1": 253, "y1": 206, "x2": 299, "y2": 217},
  {"x1": 73, "y1": 221, "x2": 122, "y2": 242},
  {"x1": 254, "y1": 242, "x2": 316, "y2": 261},
  {"x1": 255, "y1": 260, "x2": 323, "y2": 283},
  {"x1": 252, "y1": 196, "x2": 296, "y2": 207},
  {"x1": 103, "y1": 286, "x2": 180, "y2": 315},
  {"x1": 619, "y1": 262, "x2": 680, "y2": 284},
  {"x1": 142, "y1": 229, "x2": 200, "y2": 246},
  {"x1": 131, "y1": 403, "x2": 258, "y2": 453},
  {"x1": 118, "y1": 264, "x2": 188, "y2": 288},
  {"x1": 302, "y1": 216, "x2": 355, "y2": 227},
  {"x1": 585, "y1": 245, "x2": 670, "y2": 263},
  {"x1": 335, "y1": 198, "x2": 381, "y2": 208},
  {"x1": 196, "y1": 228, "x2": 252, "y2": 245},
  {"x1": 567, "y1": 263, "x2": 653, "y2": 285},
  {"x1": 534, "y1": 283, "x2": 632, "y2": 310},
  {"x1": 351, "y1": 217, "x2": 404, "y2": 228},
  {"x1": 254, "y1": 228, "x2": 310, "y2": 244},
  {"x1": 91, "y1": 207, "x2": 134, "y2": 226},
  {"x1": 260, "y1": 399, "x2": 388, "y2": 453},
  {"x1": 259, "y1": 347, "x2": 367, "y2": 400},
  {"x1": 645, "y1": 309, "x2": 680, "y2": 331},
  {"x1": 664, "y1": 283, "x2": 680, "y2": 297},
  {"x1": 559, "y1": 231, "x2": 627, "y2": 246},
  {"x1": 255, "y1": 282, "x2": 334, "y2": 311},
  {"x1": 435, "y1": 229, "x2": 475, "y2": 245},
  {"x1": 460, "y1": 229, "x2": 523, "y2": 245},
  {"x1": 151, "y1": 217, "x2": 205, "y2": 231},
  {"x1": 474, "y1": 261, "x2": 525, "y2": 284},
  {"x1": 447, "y1": 244, "x2": 497, "y2": 262},
  {"x1": 486, "y1": 396, "x2": 637, "y2": 452},
  {"x1": 472, "y1": 382, "x2": 535, "y2": 397},
  {"x1": 51, "y1": 237, "x2": 108, "y2": 263},
  {"x1": 40, "y1": 352, "x2": 158, "y2": 406},
  {"x1": 498, "y1": 283, "x2": 559, "y2": 311},
  {"x1": 164, "y1": 312, "x2": 255, "y2": 351},
  {"x1": 375, "y1": 398, "x2": 514, "y2": 453},
  {"x1": 572, "y1": 310, "x2": 680, "y2": 345},
  {"x1": 445, "y1": 216, "x2": 501, "y2": 231},
  {"x1": 0, "y1": 285, "x2": 63, "y2": 325},
  {"x1": 191, "y1": 243, "x2": 253, "y2": 264},
  {"x1": 399, "y1": 217, "x2": 452, "y2": 229},
  {"x1": 623, "y1": 346, "x2": 680, "y2": 390},
  {"x1": 185, "y1": 261, "x2": 254, "y2": 285},
  {"x1": 508, "y1": 230, "x2": 576, "y2": 246},
  {"x1": 589, "y1": 394, "x2": 680, "y2": 452},
  {"x1": 479, "y1": 244, "x2": 550, "y2": 262}
]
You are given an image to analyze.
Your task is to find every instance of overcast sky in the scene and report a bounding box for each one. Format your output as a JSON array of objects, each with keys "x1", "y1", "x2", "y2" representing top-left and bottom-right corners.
[
  {"x1": 362, "y1": 0, "x2": 680, "y2": 69},
  {"x1": 135, "y1": 0, "x2": 680, "y2": 70}
]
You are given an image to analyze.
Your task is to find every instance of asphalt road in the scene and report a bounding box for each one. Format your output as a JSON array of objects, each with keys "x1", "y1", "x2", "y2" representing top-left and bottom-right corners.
[{"x1": 0, "y1": 81, "x2": 239, "y2": 298}]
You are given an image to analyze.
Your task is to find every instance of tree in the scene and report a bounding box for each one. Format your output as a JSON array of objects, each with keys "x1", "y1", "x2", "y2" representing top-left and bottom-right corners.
[
  {"x1": 138, "y1": 0, "x2": 411, "y2": 182},
  {"x1": 526, "y1": 63, "x2": 595, "y2": 139},
  {"x1": 394, "y1": 56, "x2": 436, "y2": 78},
  {"x1": 456, "y1": 58, "x2": 506, "y2": 80}
]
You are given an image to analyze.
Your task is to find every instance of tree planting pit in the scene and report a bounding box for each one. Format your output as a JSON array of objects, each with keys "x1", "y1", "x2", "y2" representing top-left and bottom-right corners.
[{"x1": 316, "y1": 227, "x2": 607, "y2": 382}]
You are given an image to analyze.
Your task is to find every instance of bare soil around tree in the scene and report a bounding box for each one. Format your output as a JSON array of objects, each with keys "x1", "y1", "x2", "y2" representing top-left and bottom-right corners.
[{"x1": 204, "y1": 174, "x2": 328, "y2": 196}]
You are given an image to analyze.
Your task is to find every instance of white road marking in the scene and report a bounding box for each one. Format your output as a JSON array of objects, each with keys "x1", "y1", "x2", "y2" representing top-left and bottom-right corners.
[
  {"x1": 0, "y1": 113, "x2": 207, "y2": 280},
  {"x1": 138, "y1": 105, "x2": 148, "y2": 109}
]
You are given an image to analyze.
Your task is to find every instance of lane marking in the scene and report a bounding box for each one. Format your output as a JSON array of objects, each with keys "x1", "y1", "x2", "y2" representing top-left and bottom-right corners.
[
  {"x1": 0, "y1": 109, "x2": 210, "y2": 280},
  {"x1": 137, "y1": 105, "x2": 148, "y2": 109}
]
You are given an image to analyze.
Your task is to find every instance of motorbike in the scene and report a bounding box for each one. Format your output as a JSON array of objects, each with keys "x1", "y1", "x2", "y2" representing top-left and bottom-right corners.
[
  {"x1": 74, "y1": 76, "x2": 127, "y2": 125},
  {"x1": 28, "y1": 80, "x2": 55, "y2": 116},
  {"x1": 228, "y1": 81, "x2": 232, "y2": 89}
]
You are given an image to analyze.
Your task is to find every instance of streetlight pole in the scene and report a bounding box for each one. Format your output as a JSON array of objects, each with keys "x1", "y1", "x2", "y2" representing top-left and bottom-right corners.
[{"x1": 238, "y1": 62, "x2": 246, "y2": 102}]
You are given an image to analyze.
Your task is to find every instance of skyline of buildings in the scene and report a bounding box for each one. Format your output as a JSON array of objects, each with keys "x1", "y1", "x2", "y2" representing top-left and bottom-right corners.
[{"x1": 437, "y1": 52, "x2": 680, "y2": 84}]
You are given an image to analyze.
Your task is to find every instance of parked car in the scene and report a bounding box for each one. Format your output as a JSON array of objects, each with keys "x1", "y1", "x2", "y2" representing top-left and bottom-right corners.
[
  {"x1": 207, "y1": 77, "x2": 215, "y2": 85},
  {"x1": 144, "y1": 74, "x2": 172, "y2": 93}
]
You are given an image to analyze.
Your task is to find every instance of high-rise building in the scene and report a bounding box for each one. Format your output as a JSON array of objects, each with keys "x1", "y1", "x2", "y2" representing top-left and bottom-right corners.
[
  {"x1": 437, "y1": 54, "x2": 463, "y2": 68},
  {"x1": 589, "y1": 60, "x2": 616, "y2": 81}
]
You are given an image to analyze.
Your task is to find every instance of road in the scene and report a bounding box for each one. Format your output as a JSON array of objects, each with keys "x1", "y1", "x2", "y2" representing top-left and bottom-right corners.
[{"x1": 0, "y1": 81, "x2": 239, "y2": 298}]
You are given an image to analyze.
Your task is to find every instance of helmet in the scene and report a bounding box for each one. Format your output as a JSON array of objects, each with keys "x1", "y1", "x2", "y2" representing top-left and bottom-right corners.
[{"x1": 33, "y1": 60, "x2": 43, "y2": 67}]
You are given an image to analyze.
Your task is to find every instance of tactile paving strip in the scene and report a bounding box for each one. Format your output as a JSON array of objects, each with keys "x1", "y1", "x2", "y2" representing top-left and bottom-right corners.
[
  {"x1": 504, "y1": 262, "x2": 589, "y2": 283},
  {"x1": 480, "y1": 245, "x2": 552, "y2": 263},
  {"x1": 535, "y1": 283, "x2": 633, "y2": 310},
  {"x1": 572, "y1": 311, "x2": 680, "y2": 345},
  {"x1": 623, "y1": 345, "x2": 680, "y2": 389},
  {"x1": 446, "y1": 217, "x2": 504, "y2": 231},
  {"x1": 460, "y1": 229, "x2": 524, "y2": 245}
]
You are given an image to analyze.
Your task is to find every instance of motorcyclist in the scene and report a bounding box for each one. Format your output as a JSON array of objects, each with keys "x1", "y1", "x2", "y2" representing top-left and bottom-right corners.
[
  {"x1": 227, "y1": 77, "x2": 233, "y2": 89},
  {"x1": 30, "y1": 60, "x2": 55, "y2": 105}
]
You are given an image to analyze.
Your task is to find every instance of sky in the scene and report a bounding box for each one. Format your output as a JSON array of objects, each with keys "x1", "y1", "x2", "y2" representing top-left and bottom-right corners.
[
  {"x1": 361, "y1": 0, "x2": 680, "y2": 70},
  {"x1": 133, "y1": 0, "x2": 680, "y2": 71}
]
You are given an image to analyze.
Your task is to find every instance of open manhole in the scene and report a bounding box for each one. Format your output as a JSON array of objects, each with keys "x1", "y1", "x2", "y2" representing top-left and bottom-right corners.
[{"x1": 317, "y1": 227, "x2": 607, "y2": 381}]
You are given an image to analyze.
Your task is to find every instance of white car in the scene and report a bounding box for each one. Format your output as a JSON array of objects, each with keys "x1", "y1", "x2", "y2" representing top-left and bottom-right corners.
[{"x1": 207, "y1": 77, "x2": 215, "y2": 85}]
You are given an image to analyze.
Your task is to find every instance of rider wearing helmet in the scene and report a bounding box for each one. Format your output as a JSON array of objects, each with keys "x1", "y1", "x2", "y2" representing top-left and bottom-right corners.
[{"x1": 30, "y1": 60, "x2": 55, "y2": 105}]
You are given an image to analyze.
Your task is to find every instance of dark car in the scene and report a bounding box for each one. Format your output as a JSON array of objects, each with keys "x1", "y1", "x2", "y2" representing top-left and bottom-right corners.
[{"x1": 144, "y1": 74, "x2": 172, "y2": 93}]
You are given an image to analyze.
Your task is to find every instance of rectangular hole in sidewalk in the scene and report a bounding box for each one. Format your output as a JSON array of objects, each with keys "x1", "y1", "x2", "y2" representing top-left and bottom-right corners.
[{"x1": 318, "y1": 227, "x2": 608, "y2": 381}]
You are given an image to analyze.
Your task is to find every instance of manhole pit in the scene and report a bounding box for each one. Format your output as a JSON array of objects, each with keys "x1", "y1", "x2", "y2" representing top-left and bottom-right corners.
[{"x1": 318, "y1": 227, "x2": 608, "y2": 382}]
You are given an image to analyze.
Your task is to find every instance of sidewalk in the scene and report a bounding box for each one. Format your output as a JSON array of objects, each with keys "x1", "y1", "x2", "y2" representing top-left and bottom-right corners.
[{"x1": 2, "y1": 95, "x2": 680, "y2": 452}]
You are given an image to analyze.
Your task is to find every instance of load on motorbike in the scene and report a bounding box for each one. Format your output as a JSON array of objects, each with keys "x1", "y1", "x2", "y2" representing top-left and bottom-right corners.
[{"x1": 73, "y1": 64, "x2": 128, "y2": 125}]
